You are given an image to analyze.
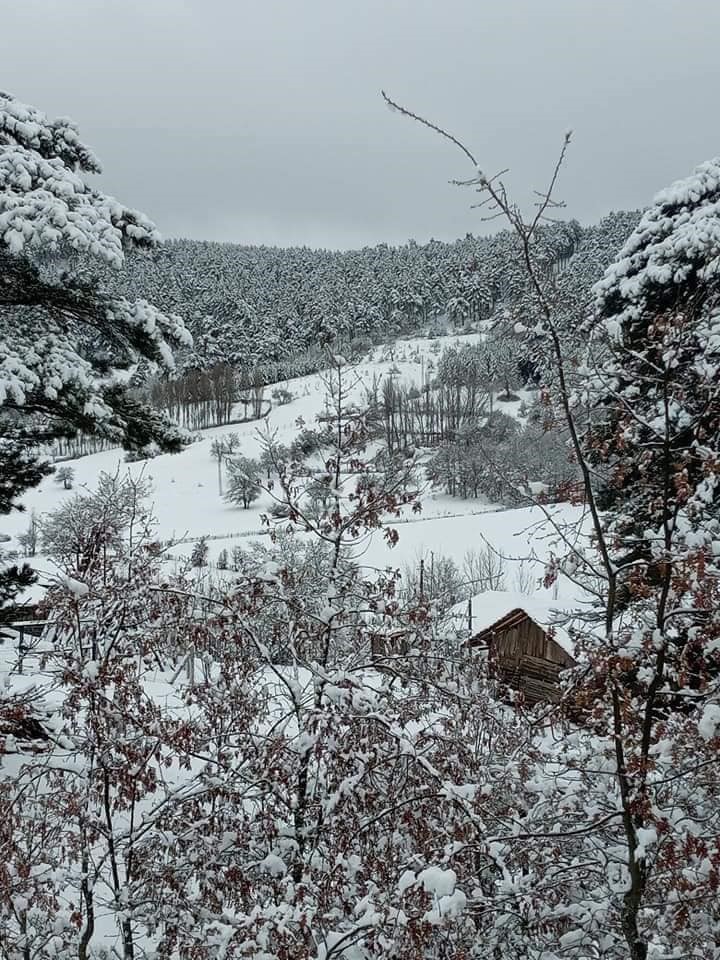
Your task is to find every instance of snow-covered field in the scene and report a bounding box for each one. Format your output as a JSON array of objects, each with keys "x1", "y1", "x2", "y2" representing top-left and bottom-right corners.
[{"x1": 5, "y1": 333, "x2": 581, "y2": 607}]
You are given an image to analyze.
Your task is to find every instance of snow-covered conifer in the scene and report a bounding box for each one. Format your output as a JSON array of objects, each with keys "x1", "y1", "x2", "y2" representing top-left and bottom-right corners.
[{"x1": 0, "y1": 91, "x2": 191, "y2": 614}]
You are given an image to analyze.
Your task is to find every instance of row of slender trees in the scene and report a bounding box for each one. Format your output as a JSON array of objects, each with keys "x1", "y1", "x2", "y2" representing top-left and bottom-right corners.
[
  {"x1": 369, "y1": 339, "x2": 522, "y2": 455},
  {"x1": 144, "y1": 362, "x2": 267, "y2": 431}
]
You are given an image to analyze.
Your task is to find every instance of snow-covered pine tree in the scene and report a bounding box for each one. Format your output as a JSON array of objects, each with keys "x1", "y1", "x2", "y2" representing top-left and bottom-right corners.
[
  {"x1": 190, "y1": 536, "x2": 209, "y2": 568},
  {"x1": 0, "y1": 91, "x2": 192, "y2": 612},
  {"x1": 560, "y1": 159, "x2": 720, "y2": 959},
  {"x1": 586, "y1": 159, "x2": 720, "y2": 608}
]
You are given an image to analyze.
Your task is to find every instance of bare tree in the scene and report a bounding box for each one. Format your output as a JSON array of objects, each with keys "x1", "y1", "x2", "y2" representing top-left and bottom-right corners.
[
  {"x1": 462, "y1": 545, "x2": 506, "y2": 593},
  {"x1": 16, "y1": 510, "x2": 39, "y2": 558},
  {"x1": 224, "y1": 456, "x2": 262, "y2": 509},
  {"x1": 210, "y1": 432, "x2": 240, "y2": 496},
  {"x1": 383, "y1": 89, "x2": 720, "y2": 959}
]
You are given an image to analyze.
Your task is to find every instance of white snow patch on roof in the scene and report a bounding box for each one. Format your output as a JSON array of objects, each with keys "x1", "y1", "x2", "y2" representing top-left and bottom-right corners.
[{"x1": 450, "y1": 589, "x2": 578, "y2": 656}]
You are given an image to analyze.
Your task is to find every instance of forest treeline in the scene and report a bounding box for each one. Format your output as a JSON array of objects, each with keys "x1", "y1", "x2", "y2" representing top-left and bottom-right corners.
[{"x1": 107, "y1": 210, "x2": 640, "y2": 373}]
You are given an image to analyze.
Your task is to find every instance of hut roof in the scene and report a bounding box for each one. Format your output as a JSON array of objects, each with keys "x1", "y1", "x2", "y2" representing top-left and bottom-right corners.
[{"x1": 451, "y1": 590, "x2": 577, "y2": 657}]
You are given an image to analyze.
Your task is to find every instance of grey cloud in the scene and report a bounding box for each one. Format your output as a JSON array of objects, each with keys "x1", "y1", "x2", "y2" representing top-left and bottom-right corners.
[{"x1": 4, "y1": 0, "x2": 720, "y2": 249}]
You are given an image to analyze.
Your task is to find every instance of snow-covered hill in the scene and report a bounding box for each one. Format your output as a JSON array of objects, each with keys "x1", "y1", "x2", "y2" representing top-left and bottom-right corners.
[{"x1": 4, "y1": 333, "x2": 579, "y2": 607}]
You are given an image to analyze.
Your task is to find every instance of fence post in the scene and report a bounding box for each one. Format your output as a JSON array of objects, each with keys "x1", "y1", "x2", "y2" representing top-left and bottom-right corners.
[{"x1": 17, "y1": 626, "x2": 26, "y2": 675}]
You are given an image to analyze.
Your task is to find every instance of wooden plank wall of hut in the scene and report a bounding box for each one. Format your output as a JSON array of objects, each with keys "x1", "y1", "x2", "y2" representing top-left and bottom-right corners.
[
  {"x1": 495, "y1": 653, "x2": 565, "y2": 704},
  {"x1": 370, "y1": 632, "x2": 409, "y2": 659},
  {"x1": 494, "y1": 618, "x2": 547, "y2": 665},
  {"x1": 491, "y1": 617, "x2": 573, "y2": 704}
]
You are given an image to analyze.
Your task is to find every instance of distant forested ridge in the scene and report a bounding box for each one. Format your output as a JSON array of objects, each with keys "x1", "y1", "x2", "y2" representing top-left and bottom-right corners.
[{"x1": 107, "y1": 210, "x2": 641, "y2": 371}]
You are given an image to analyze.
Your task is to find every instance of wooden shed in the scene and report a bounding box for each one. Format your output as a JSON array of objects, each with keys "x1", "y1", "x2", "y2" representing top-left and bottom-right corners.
[
  {"x1": 463, "y1": 592, "x2": 577, "y2": 704},
  {"x1": 369, "y1": 628, "x2": 409, "y2": 660},
  {"x1": 0, "y1": 703, "x2": 51, "y2": 755}
]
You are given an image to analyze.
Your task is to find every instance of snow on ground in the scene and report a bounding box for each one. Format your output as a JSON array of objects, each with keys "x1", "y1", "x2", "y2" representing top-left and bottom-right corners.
[
  {"x1": 5, "y1": 335, "x2": 488, "y2": 536},
  {"x1": 355, "y1": 501, "x2": 588, "y2": 616},
  {"x1": 2, "y1": 333, "x2": 563, "y2": 603}
]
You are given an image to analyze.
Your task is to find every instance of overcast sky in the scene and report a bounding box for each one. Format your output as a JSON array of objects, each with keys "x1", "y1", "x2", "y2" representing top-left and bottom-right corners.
[{"x1": 5, "y1": 0, "x2": 719, "y2": 249}]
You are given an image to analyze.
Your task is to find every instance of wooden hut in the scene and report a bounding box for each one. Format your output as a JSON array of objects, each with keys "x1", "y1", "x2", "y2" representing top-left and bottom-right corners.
[
  {"x1": 462, "y1": 592, "x2": 577, "y2": 704},
  {"x1": 368, "y1": 626, "x2": 410, "y2": 662},
  {"x1": 0, "y1": 702, "x2": 51, "y2": 754},
  {"x1": 0, "y1": 601, "x2": 43, "y2": 640}
]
